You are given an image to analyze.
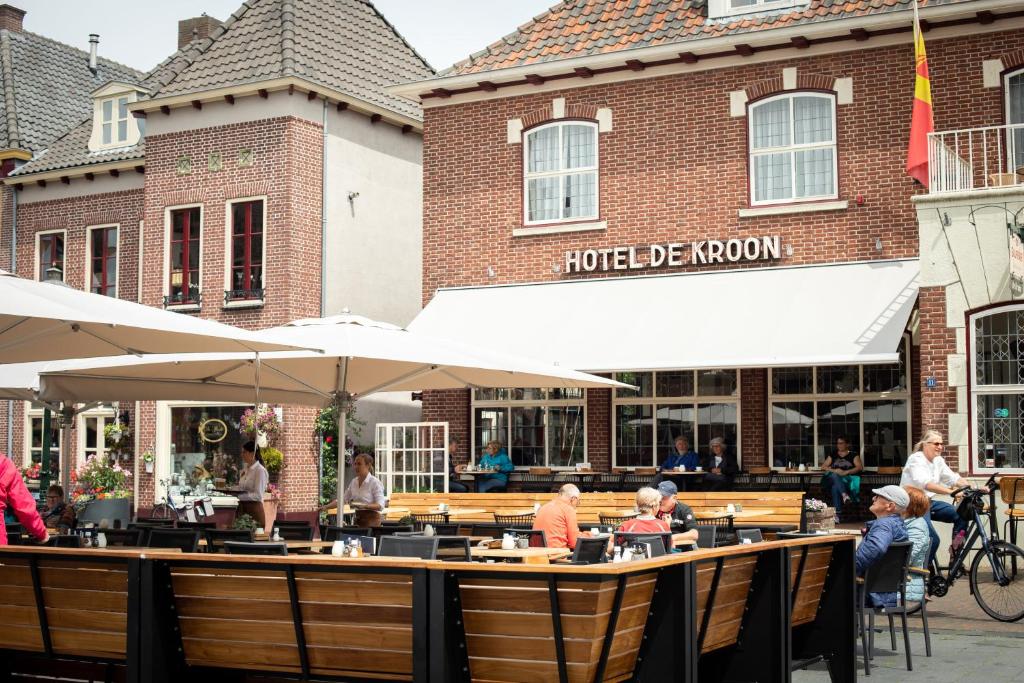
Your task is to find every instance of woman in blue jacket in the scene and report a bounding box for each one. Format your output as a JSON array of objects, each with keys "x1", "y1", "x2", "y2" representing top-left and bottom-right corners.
[{"x1": 478, "y1": 440, "x2": 514, "y2": 493}]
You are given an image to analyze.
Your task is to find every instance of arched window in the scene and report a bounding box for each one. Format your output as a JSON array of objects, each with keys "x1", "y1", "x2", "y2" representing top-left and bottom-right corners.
[
  {"x1": 748, "y1": 92, "x2": 837, "y2": 205},
  {"x1": 1004, "y1": 67, "x2": 1024, "y2": 171},
  {"x1": 523, "y1": 121, "x2": 598, "y2": 225},
  {"x1": 971, "y1": 303, "x2": 1024, "y2": 473}
]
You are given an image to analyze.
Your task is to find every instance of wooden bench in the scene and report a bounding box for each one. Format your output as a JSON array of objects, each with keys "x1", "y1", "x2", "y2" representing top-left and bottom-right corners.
[{"x1": 388, "y1": 491, "x2": 804, "y2": 528}]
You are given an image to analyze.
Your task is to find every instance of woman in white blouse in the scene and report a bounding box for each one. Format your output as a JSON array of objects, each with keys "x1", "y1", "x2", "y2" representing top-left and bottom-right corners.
[
  {"x1": 237, "y1": 440, "x2": 269, "y2": 529},
  {"x1": 320, "y1": 453, "x2": 386, "y2": 527}
]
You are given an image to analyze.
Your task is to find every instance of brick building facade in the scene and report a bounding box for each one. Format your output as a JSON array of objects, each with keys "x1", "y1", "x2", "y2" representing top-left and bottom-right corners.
[{"x1": 399, "y1": 0, "x2": 1024, "y2": 478}]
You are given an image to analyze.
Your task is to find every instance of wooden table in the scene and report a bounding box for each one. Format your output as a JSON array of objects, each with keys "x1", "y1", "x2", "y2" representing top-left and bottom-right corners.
[
  {"x1": 425, "y1": 507, "x2": 487, "y2": 518},
  {"x1": 325, "y1": 505, "x2": 409, "y2": 518},
  {"x1": 198, "y1": 539, "x2": 335, "y2": 552},
  {"x1": 470, "y1": 547, "x2": 572, "y2": 564},
  {"x1": 695, "y1": 509, "x2": 775, "y2": 520},
  {"x1": 557, "y1": 470, "x2": 601, "y2": 492},
  {"x1": 459, "y1": 470, "x2": 502, "y2": 493},
  {"x1": 659, "y1": 470, "x2": 705, "y2": 492}
]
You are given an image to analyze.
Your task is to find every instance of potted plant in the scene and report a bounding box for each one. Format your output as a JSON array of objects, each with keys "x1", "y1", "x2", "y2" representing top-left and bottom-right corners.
[
  {"x1": 232, "y1": 513, "x2": 257, "y2": 531},
  {"x1": 141, "y1": 448, "x2": 155, "y2": 474},
  {"x1": 261, "y1": 446, "x2": 283, "y2": 483},
  {"x1": 103, "y1": 419, "x2": 133, "y2": 462},
  {"x1": 264, "y1": 483, "x2": 282, "y2": 527},
  {"x1": 71, "y1": 455, "x2": 133, "y2": 527},
  {"x1": 240, "y1": 404, "x2": 281, "y2": 449}
]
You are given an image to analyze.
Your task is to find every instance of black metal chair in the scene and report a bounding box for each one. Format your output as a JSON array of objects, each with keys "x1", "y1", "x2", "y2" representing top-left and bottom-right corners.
[
  {"x1": 224, "y1": 541, "x2": 288, "y2": 556},
  {"x1": 377, "y1": 536, "x2": 439, "y2": 559},
  {"x1": 133, "y1": 517, "x2": 176, "y2": 526},
  {"x1": 695, "y1": 525, "x2": 718, "y2": 550},
  {"x1": 430, "y1": 523, "x2": 461, "y2": 536},
  {"x1": 592, "y1": 473, "x2": 624, "y2": 493},
  {"x1": 469, "y1": 524, "x2": 504, "y2": 538},
  {"x1": 204, "y1": 528, "x2": 254, "y2": 553},
  {"x1": 493, "y1": 512, "x2": 535, "y2": 527},
  {"x1": 599, "y1": 512, "x2": 638, "y2": 527},
  {"x1": 370, "y1": 524, "x2": 414, "y2": 538},
  {"x1": 615, "y1": 531, "x2": 672, "y2": 553},
  {"x1": 333, "y1": 534, "x2": 377, "y2": 555},
  {"x1": 858, "y1": 541, "x2": 913, "y2": 676},
  {"x1": 736, "y1": 528, "x2": 764, "y2": 544},
  {"x1": 272, "y1": 523, "x2": 314, "y2": 541},
  {"x1": 322, "y1": 526, "x2": 370, "y2": 542},
  {"x1": 274, "y1": 519, "x2": 314, "y2": 526},
  {"x1": 147, "y1": 528, "x2": 200, "y2": 553},
  {"x1": 435, "y1": 536, "x2": 472, "y2": 561},
  {"x1": 128, "y1": 521, "x2": 173, "y2": 546},
  {"x1": 569, "y1": 537, "x2": 608, "y2": 565},
  {"x1": 176, "y1": 521, "x2": 217, "y2": 531},
  {"x1": 96, "y1": 528, "x2": 142, "y2": 547},
  {"x1": 505, "y1": 528, "x2": 547, "y2": 548},
  {"x1": 627, "y1": 535, "x2": 668, "y2": 558},
  {"x1": 411, "y1": 513, "x2": 450, "y2": 530},
  {"x1": 46, "y1": 535, "x2": 82, "y2": 548}
]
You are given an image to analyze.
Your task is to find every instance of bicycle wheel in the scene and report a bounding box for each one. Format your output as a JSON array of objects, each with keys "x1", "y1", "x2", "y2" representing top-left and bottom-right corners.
[
  {"x1": 969, "y1": 540, "x2": 1024, "y2": 622},
  {"x1": 149, "y1": 503, "x2": 175, "y2": 520}
]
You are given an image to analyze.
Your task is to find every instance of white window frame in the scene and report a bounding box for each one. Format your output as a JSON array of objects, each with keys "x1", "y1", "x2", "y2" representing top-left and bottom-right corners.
[
  {"x1": 34, "y1": 229, "x2": 66, "y2": 282},
  {"x1": 767, "y1": 337, "x2": 913, "y2": 470},
  {"x1": 76, "y1": 406, "x2": 117, "y2": 468},
  {"x1": 1003, "y1": 66, "x2": 1024, "y2": 170},
  {"x1": 708, "y1": 0, "x2": 809, "y2": 20},
  {"x1": 748, "y1": 92, "x2": 838, "y2": 206},
  {"x1": 84, "y1": 223, "x2": 120, "y2": 298},
  {"x1": 522, "y1": 120, "x2": 599, "y2": 226},
  {"x1": 611, "y1": 369, "x2": 742, "y2": 469},
  {"x1": 24, "y1": 405, "x2": 61, "y2": 473},
  {"x1": 99, "y1": 95, "x2": 131, "y2": 147},
  {"x1": 222, "y1": 196, "x2": 268, "y2": 308},
  {"x1": 470, "y1": 389, "x2": 588, "y2": 469},
  {"x1": 969, "y1": 303, "x2": 1024, "y2": 475},
  {"x1": 162, "y1": 203, "x2": 204, "y2": 310}
]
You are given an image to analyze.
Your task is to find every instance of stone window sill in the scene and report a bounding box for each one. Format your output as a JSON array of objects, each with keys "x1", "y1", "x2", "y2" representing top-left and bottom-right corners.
[
  {"x1": 738, "y1": 200, "x2": 848, "y2": 218},
  {"x1": 223, "y1": 299, "x2": 265, "y2": 311},
  {"x1": 513, "y1": 220, "x2": 607, "y2": 237}
]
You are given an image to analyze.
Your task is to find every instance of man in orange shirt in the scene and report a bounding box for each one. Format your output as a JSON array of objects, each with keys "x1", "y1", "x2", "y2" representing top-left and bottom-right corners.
[{"x1": 533, "y1": 484, "x2": 582, "y2": 549}]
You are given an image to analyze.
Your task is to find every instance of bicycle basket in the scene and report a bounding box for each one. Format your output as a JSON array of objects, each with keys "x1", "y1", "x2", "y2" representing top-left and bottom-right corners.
[{"x1": 956, "y1": 495, "x2": 980, "y2": 521}]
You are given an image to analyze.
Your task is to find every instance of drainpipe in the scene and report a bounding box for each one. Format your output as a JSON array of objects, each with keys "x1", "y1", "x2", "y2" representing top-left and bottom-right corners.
[
  {"x1": 320, "y1": 98, "x2": 328, "y2": 317},
  {"x1": 6, "y1": 187, "x2": 16, "y2": 459}
]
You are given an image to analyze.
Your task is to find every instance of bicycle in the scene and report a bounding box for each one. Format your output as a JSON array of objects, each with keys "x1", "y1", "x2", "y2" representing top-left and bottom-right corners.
[
  {"x1": 926, "y1": 473, "x2": 1024, "y2": 622},
  {"x1": 149, "y1": 478, "x2": 190, "y2": 522}
]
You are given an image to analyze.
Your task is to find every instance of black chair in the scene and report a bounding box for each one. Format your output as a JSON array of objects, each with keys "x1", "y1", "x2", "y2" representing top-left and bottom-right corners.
[
  {"x1": 628, "y1": 535, "x2": 667, "y2": 558},
  {"x1": 128, "y1": 521, "x2": 174, "y2": 546},
  {"x1": 493, "y1": 512, "x2": 535, "y2": 527},
  {"x1": 204, "y1": 528, "x2": 254, "y2": 553},
  {"x1": 470, "y1": 524, "x2": 504, "y2": 539},
  {"x1": 505, "y1": 528, "x2": 547, "y2": 548},
  {"x1": 176, "y1": 521, "x2": 217, "y2": 531},
  {"x1": 96, "y1": 528, "x2": 142, "y2": 547},
  {"x1": 147, "y1": 528, "x2": 200, "y2": 553},
  {"x1": 334, "y1": 534, "x2": 376, "y2": 555},
  {"x1": 430, "y1": 523, "x2": 460, "y2": 536},
  {"x1": 378, "y1": 535, "x2": 439, "y2": 559},
  {"x1": 411, "y1": 513, "x2": 450, "y2": 530},
  {"x1": 272, "y1": 524, "x2": 314, "y2": 541},
  {"x1": 695, "y1": 525, "x2": 718, "y2": 550},
  {"x1": 435, "y1": 536, "x2": 472, "y2": 561},
  {"x1": 858, "y1": 541, "x2": 913, "y2": 676},
  {"x1": 46, "y1": 535, "x2": 82, "y2": 548},
  {"x1": 274, "y1": 520, "x2": 314, "y2": 527},
  {"x1": 570, "y1": 537, "x2": 608, "y2": 565},
  {"x1": 598, "y1": 512, "x2": 638, "y2": 527},
  {"x1": 736, "y1": 528, "x2": 764, "y2": 544},
  {"x1": 592, "y1": 473, "x2": 624, "y2": 493},
  {"x1": 371, "y1": 525, "x2": 414, "y2": 538},
  {"x1": 133, "y1": 518, "x2": 176, "y2": 526},
  {"x1": 224, "y1": 541, "x2": 288, "y2": 556},
  {"x1": 615, "y1": 531, "x2": 673, "y2": 553},
  {"x1": 5, "y1": 524, "x2": 24, "y2": 545},
  {"x1": 322, "y1": 526, "x2": 370, "y2": 542}
]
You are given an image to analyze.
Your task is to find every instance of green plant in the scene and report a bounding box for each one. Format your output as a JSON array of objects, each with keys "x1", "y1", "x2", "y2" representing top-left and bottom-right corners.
[
  {"x1": 315, "y1": 404, "x2": 364, "y2": 510},
  {"x1": 261, "y1": 447, "x2": 284, "y2": 474},
  {"x1": 70, "y1": 455, "x2": 132, "y2": 507},
  {"x1": 397, "y1": 515, "x2": 414, "y2": 527},
  {"x1": 232, "y1": 513, "x2": 257, "y2": 531}
]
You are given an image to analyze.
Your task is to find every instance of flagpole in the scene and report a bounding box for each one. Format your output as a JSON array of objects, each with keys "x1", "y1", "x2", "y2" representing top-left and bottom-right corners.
[{"x1": 912, "y1": 0, "x2": 920, "y2": 39}]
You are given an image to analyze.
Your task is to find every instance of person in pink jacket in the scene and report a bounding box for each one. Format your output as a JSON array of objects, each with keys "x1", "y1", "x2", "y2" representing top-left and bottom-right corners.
[{"x1": 0, "y1": 453, "x2": 49, "y2": 545}]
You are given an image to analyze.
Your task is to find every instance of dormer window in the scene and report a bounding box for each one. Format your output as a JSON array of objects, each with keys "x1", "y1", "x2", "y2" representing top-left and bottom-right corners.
[
  {"x1": 708, "y1": 0, "x2": 808, "y2": 20},
  {"x1": 102, "y1": 96, "x2": 129, "y2": 145},
  {"x1": 88, "y1": 81, "x2": 147, "y2": 152}
]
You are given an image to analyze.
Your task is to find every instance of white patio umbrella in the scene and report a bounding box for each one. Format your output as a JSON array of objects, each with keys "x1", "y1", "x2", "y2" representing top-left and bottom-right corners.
[
  {"x1": 0, "y1": 270, "x2": 306, "y2": 363},
  {"x1": 38, "y1": 315, "x2": 630, "y2": 522}
]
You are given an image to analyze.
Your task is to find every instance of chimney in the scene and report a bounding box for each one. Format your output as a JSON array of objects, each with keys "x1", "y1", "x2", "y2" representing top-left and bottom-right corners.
[
  {"x1": 88, "y1": 33, "x2": 98, "y2": 74},
  {"x1": 0, "y1": 4, "x2": 25, "y2": 32},
  {"x1": 178, "y1": 14, "x2": 221, "y2": 49}
]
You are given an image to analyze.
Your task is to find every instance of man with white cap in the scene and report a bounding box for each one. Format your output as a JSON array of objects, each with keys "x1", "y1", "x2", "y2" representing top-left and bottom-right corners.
[{"x1": 856, "y1": 485, "x2": 910, "y2": 607}]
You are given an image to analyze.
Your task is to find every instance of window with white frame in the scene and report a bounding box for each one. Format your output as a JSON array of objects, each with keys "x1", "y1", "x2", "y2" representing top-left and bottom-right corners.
[
  {"x1": 749, "y1": 92, "x2": 837, "y2": 205},
  {"x1": 78, "y1": 407, "x2": 116, "y2": 466},
  {"x1": 36, "y1": 231, "x2": 65, "y2": 281},
  {"x1": 100, "y1": 96, "x2": 130, "y2": 146},
  {"x1": 88, "y1": 225, "x2": 118, "y2": 297},
  {"x1": 612, "y1": 370, "x2": 739, "y2": 468},
  {"x1": 1005, "y1": 67, "x2": 1024, "y2": 173},
  {"x1": 708, "y1": 0, "x2": 808, "y2": 20},
  {"x1": 472, "y1": 388, "x2": 586, "y2": 467},
  {"x1": 26, "y1": 407, "x2": 61, "y2": 472},
  {"x1": 970, "y1": 304, "x2": 1024, "y2": 473},
  {"x1": 769, "y1": 339, "x2": 911, "y2": 469},
  {"x1": 523, "y1": 121, "x2": 598, "y2": 225}
]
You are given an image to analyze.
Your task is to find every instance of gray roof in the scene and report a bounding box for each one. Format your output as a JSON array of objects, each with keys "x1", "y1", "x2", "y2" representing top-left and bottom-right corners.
[
  {"x1": 0, "y1": 28, "x2": 142, "y2": 153},
  {"x1": 151, "y1": 0, "x2": 433, "y2": 120}
]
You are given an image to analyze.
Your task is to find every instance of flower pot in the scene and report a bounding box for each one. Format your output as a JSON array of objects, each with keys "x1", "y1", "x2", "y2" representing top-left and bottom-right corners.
[
  {"x1": 144, "y1": 461, "x2": 154, "y2": 474},
  {"x1": 262, "y1": 497, "x2": 279, "y2": 528},
  {"x1": 79, "y1": 498, "x2": 132, "y2": 528}
]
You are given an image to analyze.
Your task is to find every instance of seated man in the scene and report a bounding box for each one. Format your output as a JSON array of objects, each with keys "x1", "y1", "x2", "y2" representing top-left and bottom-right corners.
[
  {"x1": 654, "y1": 481, "x2": 699, "y2": 544},
  {"x1": 446, "y1": 438, "x2": 468, "y2": 493},
  {"x1": 856, "y1": 485, "x2": 910, "y2": 608},
  {"x1": 41, "y1": 485, "x2": 76, "y2": 533},
  {"x1": 653, "y1": 436, "x2": 702, "y2": 487},
  {"x1": 701, "y1": 437, "x2": 738, "y2": 491},
  {"x1": 533, "y1": 484, "x2": 582, "y2": 549}
]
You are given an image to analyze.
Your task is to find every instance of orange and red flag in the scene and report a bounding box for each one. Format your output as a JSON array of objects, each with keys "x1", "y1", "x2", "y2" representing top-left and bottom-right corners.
[{"x1": 906, "y1": 6, "x2": 933, "y2": 187}]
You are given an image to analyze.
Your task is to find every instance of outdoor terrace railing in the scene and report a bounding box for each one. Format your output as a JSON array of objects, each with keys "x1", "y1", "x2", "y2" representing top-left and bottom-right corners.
[{"x1": 929, "y1": 123, "x2": 1024, "y2": 194}]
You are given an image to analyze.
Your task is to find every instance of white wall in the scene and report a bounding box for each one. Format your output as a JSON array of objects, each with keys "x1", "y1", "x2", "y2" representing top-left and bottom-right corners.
[
  {"x1": 324, "y1": 108, "x2": 422, "y2": 326},
  {"x1": 353, "y1": 392, "x2": 423, "y2": 448}
]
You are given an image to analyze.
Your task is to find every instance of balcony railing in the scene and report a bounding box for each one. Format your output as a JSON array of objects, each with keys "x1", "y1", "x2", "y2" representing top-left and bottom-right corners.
[
  {"x1": 163, "y1": 289, "x2": 202, "y2": 309},
  {"x1": 928, "y1": 123, "x2": 1024, "y2": 194}
]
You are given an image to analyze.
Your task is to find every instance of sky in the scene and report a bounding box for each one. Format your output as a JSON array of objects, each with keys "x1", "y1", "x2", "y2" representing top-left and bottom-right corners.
[{"x1": 14, "y1": 0, "x2": 556, "y2": 73}]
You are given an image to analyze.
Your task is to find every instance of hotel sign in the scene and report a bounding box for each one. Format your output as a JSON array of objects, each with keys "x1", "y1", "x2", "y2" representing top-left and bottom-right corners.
[{"x1": 564, "y1": 236, "x2": 781, "y2": 274}]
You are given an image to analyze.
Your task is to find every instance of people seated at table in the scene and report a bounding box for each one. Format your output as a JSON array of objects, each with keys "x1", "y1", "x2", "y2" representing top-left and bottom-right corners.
[
  {"x1": 701, "y1": 437, "x2": 738, "y2": 491},
  {"x1": 618, "y1": 487, "x2": 671, "y2": 534},
  {"x1": 41, "y1": 485, "x2": 76, "y2": 533},
  {"x1": 855, "y1": 485, "x2": 910, "y2": 608},
  {"x1": 476, "y1": 440, "x2": 514, "y2": 493},
  {"x1": 654, "y1": 481, "x2": 699, "y2": 544},
  {"x1": 902, "y1": 485, "x2": 931, "y2": 604},
  {"x1": 236, "y1": 441, "x2": 269, "y2": 529},
  {"x1": 533, "y1": 484, "x2": 583, "y2": 549},
  {"x1": 820, "y1": 436, "x2": 863, "y2": 522},
  {"x1": 652, "y1": 436, "x2": 701, "y2": 486},
  {"x1": 447, "y1": 437, "x2": 469, "y2": 493},
  {"x1": 320, "y1": 453, "x2": 386, "y2": 528},
  {"x1": 0, "y1": 452, "x2": 48, "y2": 545}
]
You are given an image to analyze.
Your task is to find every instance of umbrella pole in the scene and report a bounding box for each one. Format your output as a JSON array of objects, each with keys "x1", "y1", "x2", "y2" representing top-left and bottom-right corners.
[
  {"x1": 334, "y1": 357, "x2": 350, "y2": 528},
  {"x1": 60, "y1": 405, "x2": 73, "y2": 501}
]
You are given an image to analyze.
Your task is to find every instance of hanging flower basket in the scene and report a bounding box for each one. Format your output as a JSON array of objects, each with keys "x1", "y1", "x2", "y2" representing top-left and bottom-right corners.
[{"x1": 240, "y1": 404, "x2": 282, "y2": 447}]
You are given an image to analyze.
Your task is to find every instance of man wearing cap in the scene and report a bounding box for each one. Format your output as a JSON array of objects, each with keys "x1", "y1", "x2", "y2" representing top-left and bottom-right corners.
[
  {"x1": 655, "y1": 481, "x2": 699, "y2": 544},
  {"x1": 856, "y1": 485, "x2": 910, "y2": 607}
]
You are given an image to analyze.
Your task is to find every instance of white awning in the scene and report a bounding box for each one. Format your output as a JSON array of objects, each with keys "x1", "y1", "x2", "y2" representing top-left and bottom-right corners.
[{"x1": 410, "y1": 259, "x2": 919, "y2": 373}]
